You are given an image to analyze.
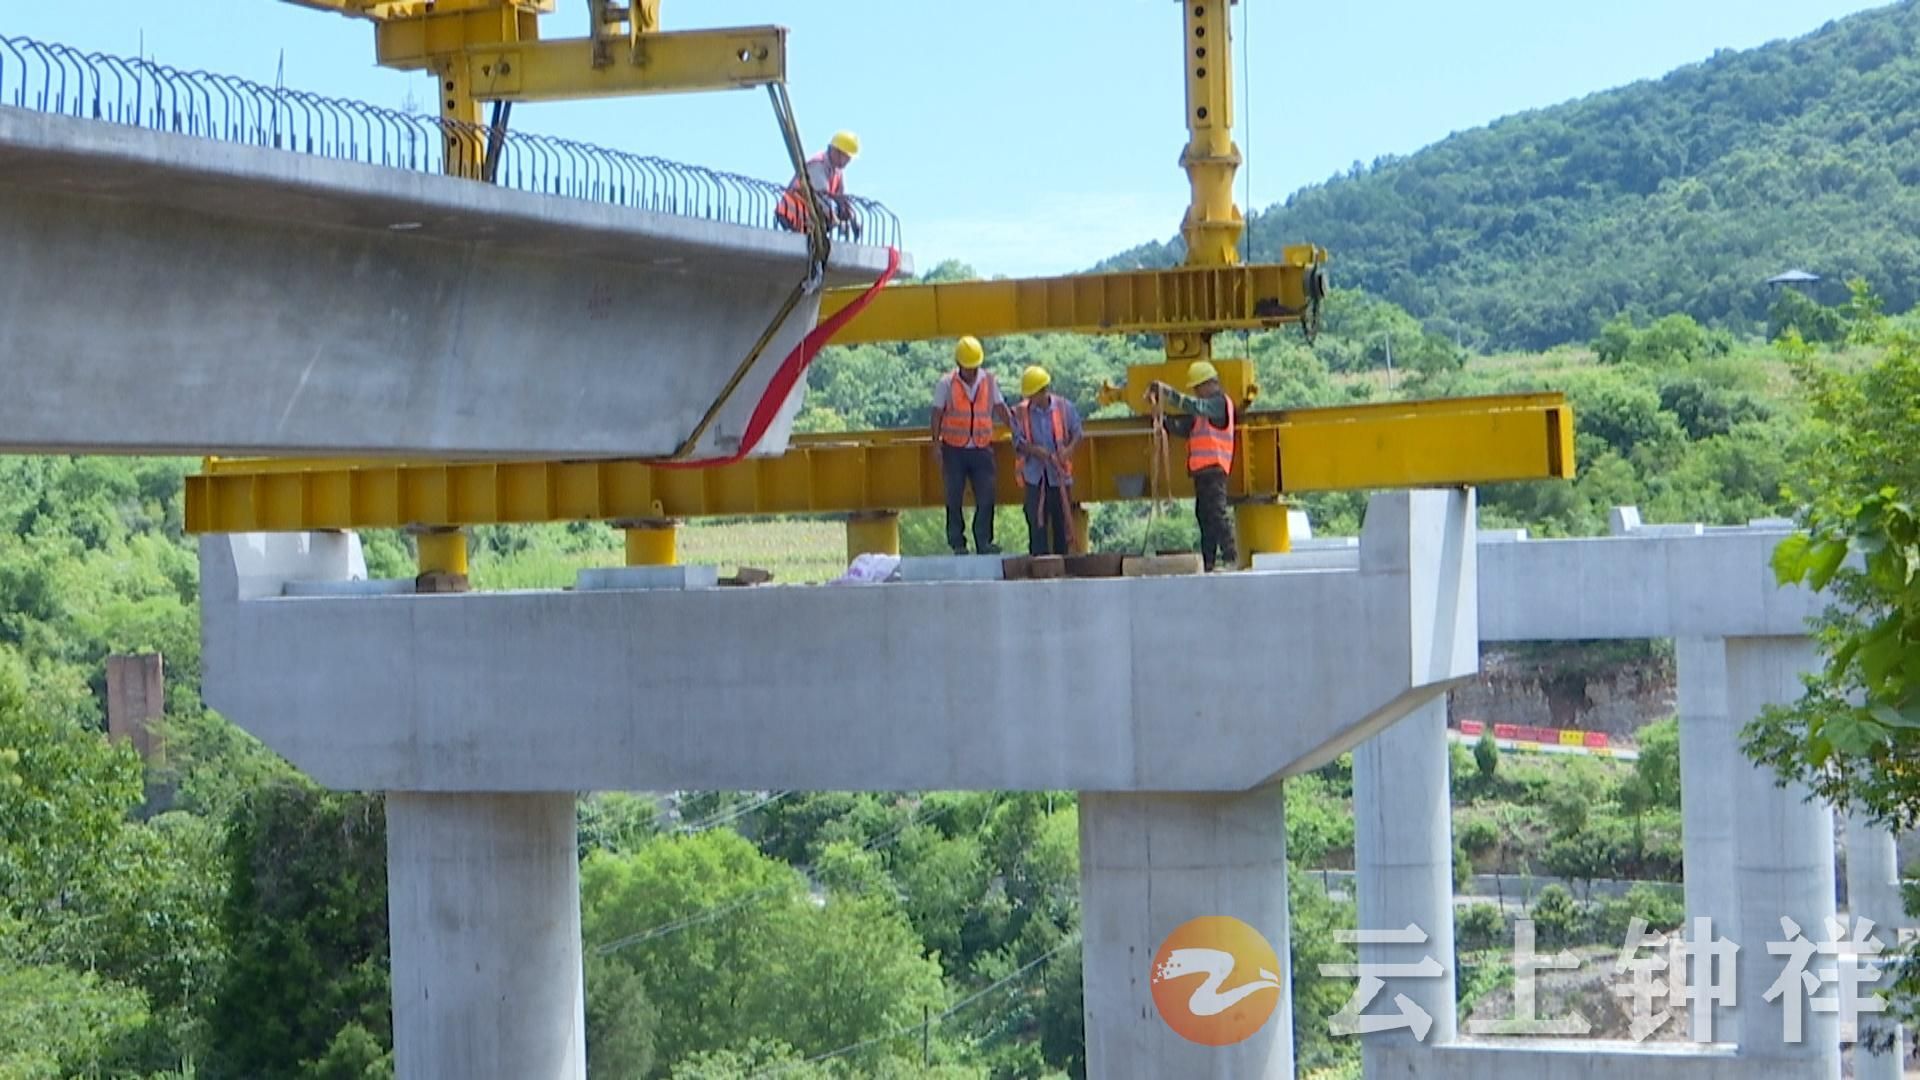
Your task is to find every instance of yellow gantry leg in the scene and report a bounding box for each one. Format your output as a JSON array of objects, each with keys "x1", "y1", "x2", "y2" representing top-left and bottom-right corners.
[
  {"x1": 1179, "y1": 0, "x2": 1244, "y2": 269},
  {"x1": 435, "y1": 56, "x2": 485, "y2": 179},
  {"x1": 1233, "y1": 498, "x2": 1290, "y2": 568},
  {"x1": 620, "y1": 519, "x2": 679, "y2": 566},
  {"x1": 846, "y1": 511, "x2": 900, "y2": 561}
]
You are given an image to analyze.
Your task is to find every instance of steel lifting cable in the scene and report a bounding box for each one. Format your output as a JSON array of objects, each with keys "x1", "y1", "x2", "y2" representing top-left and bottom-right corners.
[
  {"x1": 1145, "y1": 392, "x2": 1175, "y2": 556},
  {"x1": 655, "y1": 82, "x2": 838, "y2": 464}
]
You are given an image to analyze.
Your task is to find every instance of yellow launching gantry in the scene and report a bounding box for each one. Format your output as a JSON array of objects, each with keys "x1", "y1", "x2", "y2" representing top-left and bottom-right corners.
[
  {"x1": 189, "y1": 1, "x2": 1574, "y2": 567},
  {"x1": 283, "y1": 0, "x2": 790, "y2": 178}
]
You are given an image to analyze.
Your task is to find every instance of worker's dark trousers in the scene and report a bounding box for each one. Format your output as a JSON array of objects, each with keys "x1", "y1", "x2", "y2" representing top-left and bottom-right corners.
[
  {"x1": 1193, "y1": 466, "x2": 1236, "y2": 571},
  {"x1": 1024, "y1": 479, "x2": 1071, "y2": 556},
  {"x1": 941, "y1": 444, "x2": 997, "y2": 553}
]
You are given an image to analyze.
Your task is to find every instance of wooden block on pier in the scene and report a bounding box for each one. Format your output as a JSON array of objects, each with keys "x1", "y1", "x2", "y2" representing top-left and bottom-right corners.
[{"x1": 1122, "y1": 554, "x2": 1204, "y2": 577}]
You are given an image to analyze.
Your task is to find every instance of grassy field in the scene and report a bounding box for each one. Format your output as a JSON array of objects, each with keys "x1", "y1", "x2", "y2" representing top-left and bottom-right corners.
[
  {"x1": 465, "y1": 518, "x2": 850, "y2": 590},
  {"x1": 679, "y1": 519, "x2": 848, "y2": 583}
]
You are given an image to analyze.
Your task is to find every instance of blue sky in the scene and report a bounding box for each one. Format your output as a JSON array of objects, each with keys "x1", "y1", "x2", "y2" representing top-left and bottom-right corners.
[{"x1": 6, "y1": 0, "x2": 1889, "y2": 276}]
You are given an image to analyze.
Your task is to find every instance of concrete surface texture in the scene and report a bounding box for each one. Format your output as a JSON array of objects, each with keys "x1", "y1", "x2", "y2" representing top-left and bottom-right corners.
[
  {"x1": 1364, "y1": 1041, "x2": 1749, "y2": 1080},
  {"x1": 0, "y1": 107, "x2": 901, "y2": 459},
  {"x1": 1312, "y1": 510, "x2": 1883, "y2": 1080},
  {"x1": 1079, "y1": 789, "x2": 1293, "y2": 1080},
  {"x1": 198, "y1": 489, "x2": 1478, "y2": 794},
  {"x1": 1352, "y1": 697, "x2": 1458, "y2": 1075},
  {"x1": 386, "y1": 792, "x2": 585, "y2": 1080},
  {"x1": 1722, "y1": 636, "x2": 1840, "y2": 1077},
  {"x1": 1474, "y1": 521, "x2": 1823, "y2": 641},
  {"x1": 1845, "y1": 810, "x2": 1907, "y2": 1080},
  {"x1": 1674, "y1": 634, "x2": 1737, "y2": 1011}
]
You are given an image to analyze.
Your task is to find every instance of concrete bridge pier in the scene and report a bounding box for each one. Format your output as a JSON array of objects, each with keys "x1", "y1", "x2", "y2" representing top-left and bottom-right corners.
[
  {"x1": 386, "y1": 792, "x2": 587, "y2": 1080},
  {"x1": 1722, "y1": 636, "x2": 1839, "y2": 1078},
  {"x1": 1674, "y1": 634, "x2": 1738, "y2": 1046},
  {"x1": 1078, "y1": 789, "x2": 1294, "y2": 1080},
  {"x1": 1352, "y1": 695, "x2": 1459, "y2": 1075},
  {"x1": 1844, "y1": 810, "x2": 1907, "y2": 1080}
]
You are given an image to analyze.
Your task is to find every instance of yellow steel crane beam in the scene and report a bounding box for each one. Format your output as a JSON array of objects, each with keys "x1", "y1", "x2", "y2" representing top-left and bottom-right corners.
[
  {"x1": 448, "y1": 30, "x2": 785, "y2": 102},
  {"x1": 280, "y1": 0, "x2": 793, "y2": 176},
  {"x1": 817, "y1": 251, "x2": 1328, "y2": 345},
  {"x1": 182, "y1": 393, "x2": 1572, "y2": 534}
]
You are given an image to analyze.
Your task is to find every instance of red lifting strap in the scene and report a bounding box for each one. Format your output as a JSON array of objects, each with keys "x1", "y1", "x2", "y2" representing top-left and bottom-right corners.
[{"x1": 658, "y1": 245, "x2": 902, "y2": 470}]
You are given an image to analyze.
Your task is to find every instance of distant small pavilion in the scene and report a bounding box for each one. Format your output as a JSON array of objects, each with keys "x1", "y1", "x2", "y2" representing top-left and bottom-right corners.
[{"x1": 1767, "y1": 268, "x2": 1822, "y2": 290}]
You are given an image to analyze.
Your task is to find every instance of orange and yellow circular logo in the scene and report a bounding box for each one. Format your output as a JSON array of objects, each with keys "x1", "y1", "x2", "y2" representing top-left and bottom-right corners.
[{"x1": 1150, "y1": 915, "x2": 1284, "y2": 1046}]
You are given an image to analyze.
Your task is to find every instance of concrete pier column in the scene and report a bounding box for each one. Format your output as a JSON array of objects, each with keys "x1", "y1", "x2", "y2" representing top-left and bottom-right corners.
[
  {"x1": 1079, "y1": 788, "x2": 1292, "y2": 1080},
  {"x1": 1845, "y1": 810, "x2": 1906, "y2": 1080},
  {"x1": 1724, "y1": 636, "x2": 1838, "y2": 1077},
  {"x1": 1676, "y1": 637, "x2": 1737, "y2": 968},
  {"x1": 387, "y1": 792, "x2": 586, "y2": 1080},
  {"x1": 1353, "y1": 696, "x2": 1458, "y2": 1074}
]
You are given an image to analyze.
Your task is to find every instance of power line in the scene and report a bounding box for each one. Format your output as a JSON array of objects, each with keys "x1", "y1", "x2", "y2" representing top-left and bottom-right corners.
[
  {"x1": 751, "y1": 933, "x2": 1082, "y2": 1078},
  {"x1": 671, "y1": 789, "x2": 794, "y2": 835},
  {"x1": 591, "y1": 794, "x2": 977, "y2": 957}
]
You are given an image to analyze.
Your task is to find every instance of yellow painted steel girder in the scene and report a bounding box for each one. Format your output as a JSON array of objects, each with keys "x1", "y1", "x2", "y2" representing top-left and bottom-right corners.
[
  {"x1": 183, "y1": 393, "x2": 1572, "y2": 534},
  {"x1": 285, "y1": 0, "x2": 552, "y2": 22},
  {"x1": 820, "y1": 250, "x2": 1329, "y2": 346},
  {"x1": 453, "y1": 30, "x2": 786, "y2": 101}
]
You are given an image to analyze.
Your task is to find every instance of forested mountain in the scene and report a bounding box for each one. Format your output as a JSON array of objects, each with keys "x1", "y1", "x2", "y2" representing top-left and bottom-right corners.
[{"x1": 1101, "y1": 1, "x2": 1920, "y2": 350}]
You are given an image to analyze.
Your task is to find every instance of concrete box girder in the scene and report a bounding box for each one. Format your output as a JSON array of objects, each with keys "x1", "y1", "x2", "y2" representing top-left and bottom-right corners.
[
  {"x1": 1259, "y1": 517, "x2": 1822, "y2": 642},
  {"x1": 0, "y1": 106, "x2": 901, "y2": 459},
  {"x1": 198, "y1": 491, "x2": 1478, "y2": 795}
]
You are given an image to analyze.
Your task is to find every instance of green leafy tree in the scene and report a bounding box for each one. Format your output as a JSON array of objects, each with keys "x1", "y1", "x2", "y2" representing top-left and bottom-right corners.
[
  {"x1": 299, "y1": 1022, "x2": 394, "y2": 1080},
  {"x1": 0, "y1": 649, "x2": 145, "y2": 961},
  {"x1": 0, "y1": 961, "x2": 153, "y2": 1077},
  {"x1": 582, "y1": 830, "x2": 947, "y2": 1075},
  {"x1": 1742, "y1": 334, "x2": 1920, "y2": 824},
  {"x1": 210, "y1": 785, "x2": 392, "y2": 1077},
  {"x1": 1473, "y1": 729, "x2": 1501, "y2": 791},
  {"x1": 1529, "y1": 885, "x2": 1580, "y2": 949},
  {"x1": 1631, "y1": 718, "x2": 1681, "y2": 811}
]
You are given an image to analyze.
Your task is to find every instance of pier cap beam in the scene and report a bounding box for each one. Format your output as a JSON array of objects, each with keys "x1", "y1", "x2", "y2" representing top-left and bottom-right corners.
[{"x1": 199, "y1": 489, "x2": 1477, "y2": 794}]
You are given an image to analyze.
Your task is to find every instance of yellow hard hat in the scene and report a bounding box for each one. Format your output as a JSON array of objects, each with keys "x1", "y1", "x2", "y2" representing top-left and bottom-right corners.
[
  {"x1": 1021, "y1": 366, "x2": 1051, "y2": 397},
  {"x1": 1185, "y1": 360, "x2": 1220, "y2": 390},
  {"x1": 955, "y1": 336, "x2": 984, "y2": 369},
  {"x1": 830, "y1": 131, "x2": 860, "y2": 158}
]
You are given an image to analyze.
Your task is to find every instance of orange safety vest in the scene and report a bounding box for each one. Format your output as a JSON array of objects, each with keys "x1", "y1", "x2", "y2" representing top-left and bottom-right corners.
[
  {"x1": 1187, "y1": 394, "x2": 1235, "y2": 475},
  {"x1": 1013, "y1": 399, "x2": 1071, "y2": 487},
  {"x1": 776, "y1": 152, "x2": 843, "y2": 230},
  {"x1": 938, "y1": 372, "x2": 996, "y2": 449}
]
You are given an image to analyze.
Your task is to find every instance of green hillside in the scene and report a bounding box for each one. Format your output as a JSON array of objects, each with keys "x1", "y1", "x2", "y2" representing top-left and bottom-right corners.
[{"x1": 1102, "y1": 1, "x2": 1920, "y2": 350}]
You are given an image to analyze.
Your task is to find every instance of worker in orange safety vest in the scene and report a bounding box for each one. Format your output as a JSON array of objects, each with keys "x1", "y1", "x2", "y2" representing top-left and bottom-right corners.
[
  {"x1": 1148, "y1": 361, "x2": 1237, "y2": 571},
  {"x1": 1010, "y1": 365, "x2": 1083, "y2": 557},
  {"x1": 776, "y1": 131, "x2": 862, "y2": 238},
  {"x1": 929, "y1": 335, "x2": 1013, "y2": 555}
]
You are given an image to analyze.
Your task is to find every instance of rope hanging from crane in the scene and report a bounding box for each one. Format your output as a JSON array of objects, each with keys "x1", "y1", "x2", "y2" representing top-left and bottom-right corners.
[{"x1": 1145, "y1": 392, "x2": 1175, "y2": 556}]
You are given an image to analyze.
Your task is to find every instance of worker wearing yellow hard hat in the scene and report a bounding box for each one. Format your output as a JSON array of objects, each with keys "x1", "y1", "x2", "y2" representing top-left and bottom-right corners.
[
  {"x1": 776, "y1": 130, "x2": 863, "y2": 238},
  {"x1": 1010, "y1": 365, "x2": 1083, "y2": 557},
  {"x1": 930, "y1": 335, "x2": 1012, "y2": 556},
  {"x1": 1147, "y1": 361, "x2": 1237, "y2": 571}
]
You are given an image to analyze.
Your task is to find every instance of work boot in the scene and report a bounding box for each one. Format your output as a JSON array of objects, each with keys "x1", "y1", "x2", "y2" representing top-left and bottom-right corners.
[
  {"x1": 980, "y1": 543, "x2": 1002, "y2": 555},
  {"x1": 952, "y1": 546, "x2": 969, "y2": 557}
]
